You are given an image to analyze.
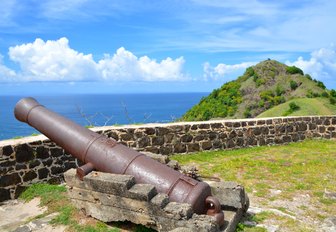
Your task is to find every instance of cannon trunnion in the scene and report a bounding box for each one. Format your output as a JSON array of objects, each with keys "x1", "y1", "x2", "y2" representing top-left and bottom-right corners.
[{"x1": 14, "y1": 97, "x2": 224, "y2": 226}]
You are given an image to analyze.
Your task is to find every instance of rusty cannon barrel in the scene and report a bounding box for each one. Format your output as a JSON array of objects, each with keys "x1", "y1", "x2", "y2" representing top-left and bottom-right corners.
[{"x1": 14, "y1": 97, "x2": 224, "y2": 225}]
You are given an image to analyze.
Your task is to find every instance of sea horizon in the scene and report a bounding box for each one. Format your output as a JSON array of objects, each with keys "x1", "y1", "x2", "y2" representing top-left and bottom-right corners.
[{"x1": 0, "y1": 92, "x2": 209, "y2": 140}]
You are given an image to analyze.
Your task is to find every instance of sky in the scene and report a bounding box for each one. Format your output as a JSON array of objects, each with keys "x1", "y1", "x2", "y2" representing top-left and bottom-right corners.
[{"x1": 0, "y1": 0, "x2": 336, "y2": 94}]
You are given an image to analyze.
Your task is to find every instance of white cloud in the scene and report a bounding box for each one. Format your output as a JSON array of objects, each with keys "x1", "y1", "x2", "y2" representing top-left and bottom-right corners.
[
  {"x1": 203, "y1": 61, "x2": 256, "y2": 80},
  {"x1": 286, "y1": 47, "x2": 336, "y2": 81},
  {"x1": 98, "y1": 48, "x2": 186, "y2": 81},
  {"x1": 9, "y1": 37, "x2": 98, "y2": 81},
  {"x1": 4, "y1": 37, "x2": 186, "y2": 82}
]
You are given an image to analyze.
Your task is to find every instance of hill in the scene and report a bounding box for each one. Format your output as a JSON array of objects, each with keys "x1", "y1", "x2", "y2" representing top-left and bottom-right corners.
[
  {"x1": 257, "y1": 98, "x2": 336, "y2": 118},
  {"x1": 182, "y1": 59, "x2": 336, "y2": 120}
]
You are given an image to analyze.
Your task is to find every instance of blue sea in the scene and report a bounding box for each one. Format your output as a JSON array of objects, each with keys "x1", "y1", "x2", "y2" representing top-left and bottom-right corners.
[{"x1": 0, "y1": 93, "x2": 207, "y2": 141}]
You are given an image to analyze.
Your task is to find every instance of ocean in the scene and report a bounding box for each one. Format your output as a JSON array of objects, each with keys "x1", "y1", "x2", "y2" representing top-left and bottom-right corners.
[{"x1": 0, "y1": 93, "x2": 207, "y2": 140}]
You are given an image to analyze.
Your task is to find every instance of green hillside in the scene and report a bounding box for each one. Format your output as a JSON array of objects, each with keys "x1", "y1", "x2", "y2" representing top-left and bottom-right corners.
[
  {"x1": 182, "y1": 59, "x2": 336, "y2": 120},
  {"x1": 257, "y1": 98, "x2": 336, "y2": 118}
]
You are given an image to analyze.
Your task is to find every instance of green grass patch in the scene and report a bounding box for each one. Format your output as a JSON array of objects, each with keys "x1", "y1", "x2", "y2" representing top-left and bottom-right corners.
[
  {"x1": 173, "y1": 139, "x2": 336, "y2": 231},
  {"x1": 257, "y1": 97, "x2": 336, "y2": 117}
]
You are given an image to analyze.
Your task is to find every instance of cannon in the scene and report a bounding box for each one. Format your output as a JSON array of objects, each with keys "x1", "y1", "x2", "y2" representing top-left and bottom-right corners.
[{"x1": 14, "y1": 97, "x2": 224, "y2": 225}]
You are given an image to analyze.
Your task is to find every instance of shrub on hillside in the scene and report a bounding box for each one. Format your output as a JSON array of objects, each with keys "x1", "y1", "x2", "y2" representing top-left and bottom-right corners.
[
  {"x1": 275, "y1": 85, "x2": 285, "y2": 96},
  {"x1": 245, "y1": 67, "x2": 255, "y2": 77},
  {"x1": 283, "y1": 102, "x2": 300, "y2": 116},
  {"x1": 321, "y1": 91, "x2": 329, "y2": 98},
  {"x1": 286, "y1": 66, "x2": 304, "y2": 75},
  {"x1": 316, "y1": 81, "x2": 326, "y2": 89},
  {"x1": 330, "y1": 97, "x2": 336, "y2": 105},
  {"x1": 330, "y1": 89, "x2": 336, "y2": 98},
  {"x1": 290, "y1": 80, "x2": 298, "y2": 90},
  {"x1": 306, "y1": 90, "x2": 321, "y2": 98},
  {"x1": 243, "y1": 109, "x2": 252, "y2": 118},
  {"x1": 305, "y1": 74, "x2": 312, "y2": 80},
  {"x1": 255, "y1": 78, "x2": 265, "y2": 87}
]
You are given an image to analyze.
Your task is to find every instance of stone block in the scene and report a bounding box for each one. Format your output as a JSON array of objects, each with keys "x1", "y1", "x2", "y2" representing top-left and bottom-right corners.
[
  {"x1": 159, "y1": 146, "x2": 173, "y2": 156},
  {"x1": 142, "y1": 151, "x2": 169, "y2": 164},
  {"x1": 83, "y1": 171, "x2": 136, "y2": 196},
  {"x1": 151, "y1": 193, "x2": 170, "y2": 208},
  {"x1": 35, "y1": 147, "x2": 50, "y2": 159},
  {"x1": 49, "y1": 148, "x2": 63, "y2": 157},
  {"x1": 0, "y1": 173, "x2": 21, "y2": 187},
  {"x1": 163, "y1": 202, "x2": 193, "y2": 220},
  {"x1": 37, "y1": 168, "x2": 49, "y2": 179},
  {"x1": 15, "y1": 163, "x2": 27, "y2": 171},
  {"x1": 22, "y1": 170, "x2": 37, "y2": 182},
  {"x1": 198, "y1": 124, "x2": 210, "y2": 129},
  {"x1": 208, "y1": 181, "x2": 248, "y2": 211},
  {"x1": 187, "y1": 143, "x2": 200, "y2": 153},
  {"x1": 64, "y1": 169, "x2": 245, "y2": 232},
  {"x1": 137, "y1": 136, "x2": 150, "y2": 148},
  {"x1": 128, "y1": 184, "x2": 157, "y2": 201},
  {"x1": 120, "y1": 133, "x2": 133, "y2": 141},
  {"x1": 181, "y1": 134, "x2": 193, "y2": 143},
  {"x1": 164, "y1": 133, "x2": 175, "y2": 143},
  {"x1": 15, "y1": 144, "x2": 34, "y2": 163},
  {"x1": 194, "y1": 134, "x2": 206, "y2": 142},
  {"x1": 28, "y1": 160, "x2": 41, "y2": 169},
  {"x1": 42, "y1": 158, "x2": 53, "y2": 166},
  {"x1": 71, "y1": 199, "x2": 156, "y2": 226},
  {"x1": 2, "y1": 145, "x2": 14, "y2": 157},
  {"x1": 201, "y1": 141, "x2": 212, "y2": 150},
  {"x1": 152, "y1": 136, "x2": 165, "y2": 146},
  {"x1": 69, "y1": 187, "x2": 158, "y2": 215},
  {"x1": 174, "y1": 143, "x2": 187, "y2": 153},
  {"x1": 0, "y1": 188, "x2": 10, "y2": 201},
  {"x1": 211, "y1": 123, "x2": 224, "y2": 129},
  {"x1": 156, "y1": 127, "x2": 170, "y2": 136}
]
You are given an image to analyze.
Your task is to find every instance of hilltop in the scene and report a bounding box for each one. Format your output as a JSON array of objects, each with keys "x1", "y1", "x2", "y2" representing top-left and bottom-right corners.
[{"x1": 182, "y1": 59, "x2": 336, "y2": 120}]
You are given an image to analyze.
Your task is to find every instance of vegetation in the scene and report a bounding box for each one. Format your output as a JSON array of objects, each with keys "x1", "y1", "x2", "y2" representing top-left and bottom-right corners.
[
  {"x1": 286, "y1": 66, "x2": 304, "y2": 75},
  {"x1": 173, "y1": 139, "x2": 336, "y2": 231},
  {"x1": 257, "y1": 98, "x2": 336, "y2": 118},
  {"x1": 289, "y1": 80, "x2": 298, "y2": 90},
  {"x1": 283, "y1": 102, "x2": 300, "y2": 116},
  {"x1": 182, "y1": 81, "x2": 242, "y2": 121},
  {"x1": 182, "y1": 59, "x2": 331, "y2": 120}
]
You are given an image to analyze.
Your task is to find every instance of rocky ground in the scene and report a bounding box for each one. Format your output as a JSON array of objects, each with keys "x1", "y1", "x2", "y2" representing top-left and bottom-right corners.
[
  {"x1": 0, "y1": 198, "x2": 66, "y2": 232},
  {"x1": 240, "y1": 192, "x2": 336, "y2": 232},
  {"x1": 1, "y1": 192, "x2": 335, "y2": 232}
]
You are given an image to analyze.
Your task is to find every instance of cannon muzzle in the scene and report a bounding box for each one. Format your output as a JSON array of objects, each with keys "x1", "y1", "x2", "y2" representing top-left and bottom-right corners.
[{"x1": 14, "y1": 97, "x2": 224, "y2": 226}]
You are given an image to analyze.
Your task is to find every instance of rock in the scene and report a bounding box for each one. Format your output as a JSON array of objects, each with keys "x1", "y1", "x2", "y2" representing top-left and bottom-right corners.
[
  {"x1": 142, "y1": 151, "x2": 169, "y2": 164},
  {"x1": 324, "y1": 189, "x2": 336, "y2": 200},
  {"x1": 322, "y1": 217, "x2": 336, "y2": 232},
  {"x1": 258, "y1": 224, "x2": 279, "y2": 232},
  {"x1": 207, "y1": 181, "x2": 249, "y2": 211}
]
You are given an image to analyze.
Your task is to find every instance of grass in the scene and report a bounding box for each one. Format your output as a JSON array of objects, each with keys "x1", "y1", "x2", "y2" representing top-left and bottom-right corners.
[
  {"x1": 257, "y1": 97, "x2": 336, "y2": 118},
  {"x1": 173, "y1": 139, "x2": 336, "y2": 231}
]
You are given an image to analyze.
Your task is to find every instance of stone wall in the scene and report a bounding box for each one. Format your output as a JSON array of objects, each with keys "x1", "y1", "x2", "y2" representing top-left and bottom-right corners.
[{"x1": 1, "y1": 116, "x2": 336, "y2": 202}]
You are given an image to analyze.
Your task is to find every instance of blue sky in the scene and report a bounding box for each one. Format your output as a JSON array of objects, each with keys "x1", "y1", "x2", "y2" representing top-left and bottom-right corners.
[{"x1": 0, "y1": 0, "x2": 335, "y2": 94}]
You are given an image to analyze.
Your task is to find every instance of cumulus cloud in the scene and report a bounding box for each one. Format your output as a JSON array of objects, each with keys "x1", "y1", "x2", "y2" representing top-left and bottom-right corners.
[
  {"x1": 9, "y1": 37, "x2": 98, "y2": 81},
  {"x1": 3, "y1": 37, "x2": 186, "y2": 82},
  {"x1": 286, "y1": 47, "x2": 336, "y2": 81},
  {"x1": 203, "y1": 61, "x2": 256, "y2": 80},
  {"x1": 98, "y1": 47, "x2": 186, "y2": 81}
]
